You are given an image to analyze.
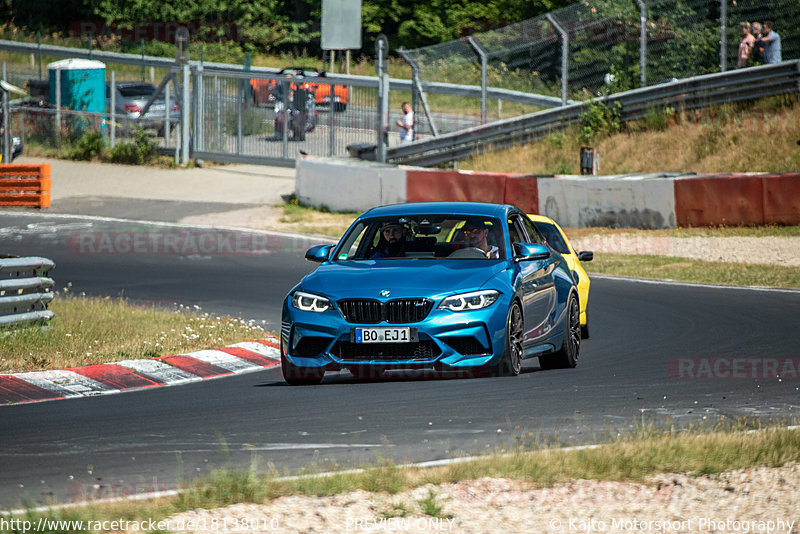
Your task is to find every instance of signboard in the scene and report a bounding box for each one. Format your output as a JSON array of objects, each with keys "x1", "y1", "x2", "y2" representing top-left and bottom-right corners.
[{"x1": 321, "y1": 0, "x2": 362, "y2": 50}]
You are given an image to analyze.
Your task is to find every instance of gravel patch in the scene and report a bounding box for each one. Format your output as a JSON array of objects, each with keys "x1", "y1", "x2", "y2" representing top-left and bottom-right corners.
[
  {"x1": 571, "y1": 235, "x2": 800, "y2": 267},
  {"x1": 158, "y1": 464, "x2": 799, "y2": 533}
]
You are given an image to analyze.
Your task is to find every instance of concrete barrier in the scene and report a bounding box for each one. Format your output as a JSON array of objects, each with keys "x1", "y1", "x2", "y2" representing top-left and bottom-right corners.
[
  {"x1": 406, "y1": 169, "x2": 508, "y2": 204},
  {"x1": 295, "y1": 157, "x2": 406, "y2": 212},
  {"x1": 537, "y1": 174, "x2": 681, "y2": 229},
  {"x1": 295, "y1": 157, "x2": 799, "y2": 229}
]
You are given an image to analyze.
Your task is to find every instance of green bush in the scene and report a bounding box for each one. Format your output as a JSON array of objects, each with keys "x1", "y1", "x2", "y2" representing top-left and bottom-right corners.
[
  {"x1": 67, "y1": 131, "x2": 105, "y2": 161},
  {"x1": 110, "y1": 129, "x2": 158, "y2": 165},
  {"x1": 579, "y1": 100, "x2": 622, "y2": 144}
]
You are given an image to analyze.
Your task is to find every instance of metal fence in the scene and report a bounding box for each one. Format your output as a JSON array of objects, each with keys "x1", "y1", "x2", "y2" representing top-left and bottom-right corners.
[
  {"x1": 386, "y1": 60, "x2": 800, "y2": 167},
  {"x1": 0, "y1": 0, "x2": 797, "y2": 168},
  {"x1": 0, "y1": 38, "x2": 535, "y2": 166},
  {"x1": 0, "y1": 256, "x2": 54, "y2": 327},
  {"x1": 402, "y1": 0, "x2": 799, "y2": 108}
]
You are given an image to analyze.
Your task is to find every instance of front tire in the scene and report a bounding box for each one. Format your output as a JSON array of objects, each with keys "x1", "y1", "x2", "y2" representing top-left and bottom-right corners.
[
  {"x1": 492, "y1": 301, "x2": 523, "y2": 377},
  {"x1": 539, "y1": 293, "x2": 580, "y2": 370},
  {"x1": 281, "y1": 344, "x2": 324, "y2": 386}
]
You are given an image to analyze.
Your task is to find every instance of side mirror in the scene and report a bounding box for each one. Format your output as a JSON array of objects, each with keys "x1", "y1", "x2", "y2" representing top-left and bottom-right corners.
[
  {"x1": 578, "y1": 251, "x2": 594, "y2": 262},
  {"x1": 305, "y1": 244, "x2": 334, "y2": 263},
  {"x1": 513, "y1": 243, "x2": 551, "y2": 262}
]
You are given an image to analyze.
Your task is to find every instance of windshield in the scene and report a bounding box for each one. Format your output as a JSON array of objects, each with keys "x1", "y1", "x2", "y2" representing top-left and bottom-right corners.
[
  {"x1": 118, "y1": 85, "x2": 157, "y2": 97},
  {"x1": 334, "y1": 216, "x2": 505, "y2": 261},
  {"x1": 533, "y1": 222, "x2": 570, "y2": 254}
]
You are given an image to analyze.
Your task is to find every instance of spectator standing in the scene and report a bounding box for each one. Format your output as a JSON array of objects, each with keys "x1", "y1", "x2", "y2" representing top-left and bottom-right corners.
[
  {"x1": 758, "y1": 21, "x2": 782, "y2": 63},
  {"x1": 737, "y1": 22, "x2": 755, "y2": 68},
  {"x1": 751, "y1": 22, "x2": 763, "y2": 63},
  {"x1": 395, "y1": 102, "x2": 414, "y2": 144}
]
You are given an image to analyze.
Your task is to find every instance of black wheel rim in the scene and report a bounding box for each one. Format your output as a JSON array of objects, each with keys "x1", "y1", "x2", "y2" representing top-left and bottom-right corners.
[
  {"x1": 508, "y1": 304, "x2": 523, "y2": 374},
  {"x1": 569, "y1": 297, "x2": 580, "y2": 360}
]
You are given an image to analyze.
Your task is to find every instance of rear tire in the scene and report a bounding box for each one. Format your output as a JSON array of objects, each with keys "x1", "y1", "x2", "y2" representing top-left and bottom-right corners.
[
  {"x1": 281, "y1": 344, "x2": 324, "y2": 385},
  {"x1": 333, "y1": 102, "x2": 347, "y2": 112},
  {"x1": 492, "y1": 301, "x2": 523, "y2": 377},
  {"x1": 539, "y1": 293, "x2": 580, "y2": 370}
]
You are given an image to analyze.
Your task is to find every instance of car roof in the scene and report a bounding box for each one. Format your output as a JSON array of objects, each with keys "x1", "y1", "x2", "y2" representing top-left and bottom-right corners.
[
  {"x1": 280, "y1": 67, "x2": 321, "y2": 74},
  {"x1": 358, "y1": 202, "x2": 512, "y2": 219},
  {"x1": 528, "y1": 213, "x2": 558, "y2": 225}
]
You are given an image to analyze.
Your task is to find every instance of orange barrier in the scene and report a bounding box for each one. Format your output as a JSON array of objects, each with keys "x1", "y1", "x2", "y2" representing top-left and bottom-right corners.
[
  {"x1": 406, "y1": 170, "x2": 508, "y2": 204},
  {"x1": 674, "y1": 173, "x2": 800, "y2": 226},
  {"x1": 503, "y1": 175, "x2": 539, "y2": 214},
  {"x1": 763, "y1": 173, "x2": 800, "y2": 225},
  {"x1": 0, "y1": 164, "x2": 51, "y2": 208}
]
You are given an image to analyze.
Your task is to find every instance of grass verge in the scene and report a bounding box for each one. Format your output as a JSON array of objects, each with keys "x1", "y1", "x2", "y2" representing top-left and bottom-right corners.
[
  {"x1": 0, "y1": 293, "x2": 268, "y2": 374},
  {"x1": 585, "y1": 253, "x2": 800, "y2": 289},
  {"x1": 463, "y1": 95, "x2": 800, "y2": 174},
  {"x1": 279, "y1": 196, "x2": 357, "y2": 238},
  {"x1": 3, "y1": 425, "x2": 798, "y2": 528}
]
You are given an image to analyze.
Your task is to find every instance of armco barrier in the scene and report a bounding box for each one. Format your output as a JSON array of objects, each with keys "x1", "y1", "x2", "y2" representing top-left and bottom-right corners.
[
  {"x1": 674, "y1": 173, "x2": 800, "y2": 226},
  {"x1": 0, "y1": 164, "x2": 51, "y2": 208},
  {"x1": 0, "y1": 256, "x2": 55, "y2": 327}
]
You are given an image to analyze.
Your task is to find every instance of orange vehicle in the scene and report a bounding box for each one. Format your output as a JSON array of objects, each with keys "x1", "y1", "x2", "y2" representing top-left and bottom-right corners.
[{"x1": 250, "y1": 67, "x2": 349, "y2": 112}]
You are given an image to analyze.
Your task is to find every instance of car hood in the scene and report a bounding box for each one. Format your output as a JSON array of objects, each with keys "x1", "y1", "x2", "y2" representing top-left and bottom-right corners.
[{"x1": 300, "y1": 260, "x2": 507, "y2": 299}]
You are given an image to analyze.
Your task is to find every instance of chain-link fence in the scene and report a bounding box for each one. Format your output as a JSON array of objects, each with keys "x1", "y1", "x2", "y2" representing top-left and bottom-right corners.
[{"x1": 403, "y1": 0, "x2": 798, "y2": 104}]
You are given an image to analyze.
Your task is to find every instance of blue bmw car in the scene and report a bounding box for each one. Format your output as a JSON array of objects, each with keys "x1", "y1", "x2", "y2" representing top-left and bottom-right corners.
[{"x1": 280, "y1": 202, "x2": 581, "y2": 385}]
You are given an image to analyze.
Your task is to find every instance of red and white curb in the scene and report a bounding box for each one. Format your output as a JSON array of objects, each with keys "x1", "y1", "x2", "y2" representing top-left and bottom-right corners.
[{"x1": 0, "y1": 338, "x2": 281, "y2": 405}]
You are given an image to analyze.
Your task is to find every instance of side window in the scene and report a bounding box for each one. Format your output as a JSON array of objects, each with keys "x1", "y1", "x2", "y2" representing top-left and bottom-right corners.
[
  {"x1": 507, "y1": 215, "x2": 527, "y2": 245},
  {"x1": 519, "y1": 215, "x2": 544, "y2": 245},
  {"x1": 533, "y1": 222, "x2": 570, "y2": 254}
]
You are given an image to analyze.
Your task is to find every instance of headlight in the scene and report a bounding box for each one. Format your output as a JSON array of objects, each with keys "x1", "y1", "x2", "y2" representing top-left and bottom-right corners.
[
  {"x1": 438, "y1": 290, "x2": 499, "y2": 312},
  {"x1": 291, "y1": 291, "x2": 332, "y2": 312}
]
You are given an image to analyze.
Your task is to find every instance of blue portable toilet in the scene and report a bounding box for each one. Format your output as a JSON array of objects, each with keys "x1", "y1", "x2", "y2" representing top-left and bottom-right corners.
[{"x1": 48, "y1": 59, "x2": 106, "y2": 133}]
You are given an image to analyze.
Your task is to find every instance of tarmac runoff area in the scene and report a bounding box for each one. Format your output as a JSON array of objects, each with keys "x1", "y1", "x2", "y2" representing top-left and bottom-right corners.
[{"x1": 4, "y1": 158, "x2": 800, "y2": 528}]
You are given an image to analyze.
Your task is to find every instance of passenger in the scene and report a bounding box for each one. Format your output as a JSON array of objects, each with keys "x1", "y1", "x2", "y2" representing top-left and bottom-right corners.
[
  {"x1": 461, "y1": 220, "x2": 500, "y2": 259},
  {"x1": 371, "y1": 222, "x2": 407, "y2": 258}
]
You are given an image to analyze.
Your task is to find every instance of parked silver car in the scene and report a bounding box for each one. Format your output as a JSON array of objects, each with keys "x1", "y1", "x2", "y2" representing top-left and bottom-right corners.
[{"x1": 106, "y1": 82, "x2": 179, "y2": 135}]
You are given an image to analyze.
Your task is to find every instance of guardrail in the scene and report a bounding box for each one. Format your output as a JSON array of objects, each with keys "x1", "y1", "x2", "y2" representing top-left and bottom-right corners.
[
  {"x1": 386, "y1": 61, "x2": 800, "y2": 167},
  {"x1": 0, "y1": 256, "x2": 55, "y2": 327},
  {"x1": 0, "y1": 163, "x2": 51, "y2": 208}
]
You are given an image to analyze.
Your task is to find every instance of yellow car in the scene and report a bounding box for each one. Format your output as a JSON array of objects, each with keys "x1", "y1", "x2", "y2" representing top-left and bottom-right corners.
[{"x1": 528, "y1": 214, "x2": 593, "y2": 339}]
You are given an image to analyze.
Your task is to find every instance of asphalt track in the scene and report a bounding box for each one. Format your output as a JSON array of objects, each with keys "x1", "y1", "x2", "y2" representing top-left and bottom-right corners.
[{"x1": 1, "y1": 214, "x2": 799, "y2": 509}]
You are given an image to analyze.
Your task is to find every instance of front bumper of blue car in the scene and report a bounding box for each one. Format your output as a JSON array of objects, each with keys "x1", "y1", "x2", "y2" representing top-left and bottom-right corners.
[{"x1": 281, "y1": 294, "x2": 511, "y2": 371}]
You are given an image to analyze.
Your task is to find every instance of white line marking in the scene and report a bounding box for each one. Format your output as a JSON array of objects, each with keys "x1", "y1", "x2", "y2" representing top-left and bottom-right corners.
[
  {"x1": 590, "y1": 274, "x2": 800, "y2": 294},
  {"x1": 4, "y1": 211, "x2": 336, "y2": 242},
  {"x1": 3, "y1": 425, "x2": 798, "y2": 516}
]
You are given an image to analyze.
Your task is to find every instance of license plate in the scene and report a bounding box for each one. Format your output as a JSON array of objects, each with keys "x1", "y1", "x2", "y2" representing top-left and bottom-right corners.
[{"x1": 352, "y1": 327, "x2": 417, "y2": 343}]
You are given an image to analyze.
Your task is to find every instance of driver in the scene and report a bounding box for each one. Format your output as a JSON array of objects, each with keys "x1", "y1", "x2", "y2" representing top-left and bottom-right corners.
[
  {"x1": 371, "y1": 222, "x2": 407, "y2": 258},
  {"x1": 461, "y1": 220, "x2": 499, "y2": 259}
]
